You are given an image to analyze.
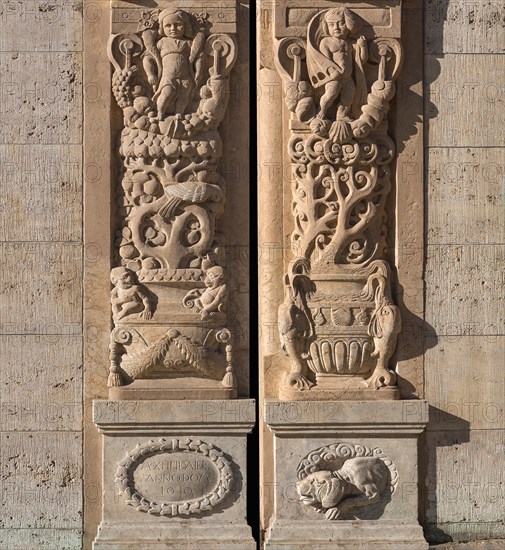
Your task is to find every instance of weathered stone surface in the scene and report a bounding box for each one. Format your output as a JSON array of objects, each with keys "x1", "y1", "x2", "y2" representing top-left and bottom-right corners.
[
  {"x1": 425, "y1": 244, "x2": 505, "y2": 335},
  {"x1": 427, "y1": 148, "x2": 505, "y2": 244},
  {"x1": 425, "y1": 337, "x2": 505, "y2": 431},
  {"x1": 426, "y1": 55, "x2": 505, "y2": 147},
  {"x1": 0, "y1": 0, "x2": 83, "y2": 52},
  {"x1": 0, "y1": 145, "x2": 82, "y2": 241},
  {"x1": 0, "y1": 432, "x2": 82, "y2": 529},
  {"x1": 424, "y1": 430, "x2": 505, "y2": 541},
  {"x1": 0, "y1": 53, "x2": 82, "y2": 144},
  {"x1": 0, "y1": 335, "x2": 82, "y2": 431},
  {"x1": 425, "y1": 0, "x2": 505, "y2": 54},
  {"x1": 0, "y1": 243, "x2": 82, "y2": 334},
  {"x1": 0, "y1": 529, "x2": 82, "y2": 550}
]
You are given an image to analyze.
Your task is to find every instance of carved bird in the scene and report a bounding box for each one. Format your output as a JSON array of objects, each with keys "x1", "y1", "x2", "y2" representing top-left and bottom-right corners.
[{"x1": 159, "y1": 181, "x2": 222, "y2": 221}]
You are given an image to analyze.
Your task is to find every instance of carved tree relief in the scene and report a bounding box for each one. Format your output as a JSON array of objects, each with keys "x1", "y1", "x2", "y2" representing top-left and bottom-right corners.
[
  {"x1": 107, "y1": 7, "x2": 237, "y2": 394},
  {"x1": 275, "y1": 7, "x2": 403, "y2": 395}
]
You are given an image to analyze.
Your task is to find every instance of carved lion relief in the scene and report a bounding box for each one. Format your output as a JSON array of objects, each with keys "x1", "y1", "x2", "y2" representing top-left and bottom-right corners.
[
  {"x1": 297, "y1": 443, "x2": 398, "y2": 520},
  {"x1": 107, "y1": 6, "x2": 237, "y2": 393},
  {"x1": 274, "y1": 7, "x2": 403, "y2": 395}
]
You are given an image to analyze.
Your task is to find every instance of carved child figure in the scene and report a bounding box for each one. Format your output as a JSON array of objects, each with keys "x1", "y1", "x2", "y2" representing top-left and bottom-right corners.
[
  {"x1": 197, "y1": 265, "x2": 227, "y2": 319},
  {"x1": 184, "y1": 265, "x2": 227, "y2": 320},
  {"x1": 110, "y1": 267, "x2": 153, "y2": 321},
  {"x1": 309, "y1": 8, "x2": 366, "y2": 122},
  {"x1": 143, "y1": 9, "x2": 203, "y2": 120}
]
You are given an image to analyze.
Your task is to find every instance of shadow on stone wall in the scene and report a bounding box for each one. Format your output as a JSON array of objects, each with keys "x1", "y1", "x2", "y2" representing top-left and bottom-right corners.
[{"x1": 421, "y1": 407, "x2": 471, "y2": 544}]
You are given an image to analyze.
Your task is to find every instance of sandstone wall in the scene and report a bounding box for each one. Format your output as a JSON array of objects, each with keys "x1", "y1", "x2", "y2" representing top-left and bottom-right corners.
[
  {"x1": 0, "y1": 1, "x2": 83, "y2": 548},
  {"x1": 0, "y1": 1, "x2": 503, "y2": 548},
  {"x1": 423, "y1": 0, "x2": 505, "y2": 542}
]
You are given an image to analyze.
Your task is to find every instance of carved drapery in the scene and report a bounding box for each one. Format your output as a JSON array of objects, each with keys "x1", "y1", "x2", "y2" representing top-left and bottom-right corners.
[
  {"x1": 274, "y1": 4, "x2": 403, "y2": 397},
  {"x1": 107, "y1": 5, "x2": 237, "y2": 395}
]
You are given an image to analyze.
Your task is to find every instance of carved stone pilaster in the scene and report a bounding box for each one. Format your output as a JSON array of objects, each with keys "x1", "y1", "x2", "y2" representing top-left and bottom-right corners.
[
  {"x1": 261, "y1": 2, "x2": 428, "y2": 547},
  {"x1": 106, "y1": 2, "x2": 239, "y2": 399},
  {"x1": 272, "y1": 2, "x2": 404, "y2": 399}
]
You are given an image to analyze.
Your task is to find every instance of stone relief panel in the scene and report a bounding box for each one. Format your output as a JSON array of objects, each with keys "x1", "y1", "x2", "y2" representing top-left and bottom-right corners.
[
  {"x1": 296, "y1": 443, "x2": 398, "y2": 520},
  {"x1": 274, "y1": 4, "x2": 403, "y2": 398},
  {"x1": 107, "y1": 3, "x2": 238, "y2": 396},
  {"x1": 115, "y1": 438, "x2": 234, "y2": 516}
]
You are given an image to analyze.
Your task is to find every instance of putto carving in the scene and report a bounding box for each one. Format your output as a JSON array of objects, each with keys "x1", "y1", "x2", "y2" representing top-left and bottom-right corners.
[
  {"x1": 107, "y1": 6, "x2": 238, "y2": 396},
  {"x1": 183, "y1": 264, "x2": 227, "y2": 320},
  {"x1": 110, "y1": 267, "x2": 154, "y2": 322},
  {"x1": 115, "y1": 438, "x2": 234, "y2": 516},
  {"x1": 296, "y1": 443, "x2": 398, "y2": 520},
  {"x1": 274, "y1": 7, "x2": 403, "y2": 397}
]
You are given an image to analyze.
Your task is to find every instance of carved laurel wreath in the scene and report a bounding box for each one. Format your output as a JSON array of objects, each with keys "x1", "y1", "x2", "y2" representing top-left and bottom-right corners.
[
  {"x1": 115, "y1": 438, "x2": 233, "y2": 516},
  {"x1": 297, "y1": 442, "x2": 399, "y2": 492}
]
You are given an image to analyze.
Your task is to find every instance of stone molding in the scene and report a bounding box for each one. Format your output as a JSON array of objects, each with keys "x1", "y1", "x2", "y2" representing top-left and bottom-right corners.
[
  {"x1": 265, "y1": 399, "x2": 429, "y2": 434},
  {"x1": 94, "y1": 399, "x2": 256, "y2": 435}
]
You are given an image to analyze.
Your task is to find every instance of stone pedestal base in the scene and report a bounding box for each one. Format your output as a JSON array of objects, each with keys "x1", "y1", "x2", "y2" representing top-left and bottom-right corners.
[
  {"x1": 265, "y1": 520, "x2": 426, "y2": 549},
  {"x1": 93, "y1": 399, "x2": 256, "y2": 550},
  {"x1": 280, "y1": 374, "x2": 400, "y2": 401},
  {"x1": 264, "y1": 400, "x2": 429, "y2": 550},
  {"x1": 108, "y1": 378, "x2": 237, "y2": 401},
  {"x1": 94, "y1": 523, "x2": 254, "y2": 549}
]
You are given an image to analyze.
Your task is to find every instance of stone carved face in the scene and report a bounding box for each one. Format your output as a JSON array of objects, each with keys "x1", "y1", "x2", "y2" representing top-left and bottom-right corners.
[
  {"x1": 325, "y1": 12, "x2": 348, "y2": 39},
  {"x1": 296, "y1": 470, "x2": 347, "y2": 509},
  {"x1": 111, "y1": 267, "x2": 134, "y2": 290},
  {"x1": 159, "y1": 10, "x2": 189, "y2": 39},
  {"x1": 320, "y1": 8, "x2": 362, "y2": 40},
  {"x1": 204, "y1": 266, "x2": 224, "y2": 288},
  {"x1": 162, "y1": 13, "x2": 185, "y2": 39}
]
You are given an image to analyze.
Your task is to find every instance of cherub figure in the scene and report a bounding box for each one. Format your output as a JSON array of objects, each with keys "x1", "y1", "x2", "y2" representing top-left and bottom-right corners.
[
  {"x1": 307, "y1": 8, "x2": 367, "y2": 123},
  {"x1": 110, "y1": 267, "x2": 153, "y2": 321},
  {"x1": 183, "y1": 265, "x2": 227, "y2": 320},
  {"x1": 142, "y1": 9, "x2": 204, "y2": 120}
]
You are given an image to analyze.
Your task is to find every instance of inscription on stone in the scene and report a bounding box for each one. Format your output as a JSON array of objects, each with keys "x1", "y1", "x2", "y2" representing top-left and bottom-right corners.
[
  {"x1": 115, "y1": 438, "x2": 234, "y2": 516},
  {"x1": 134, "y1": 452, "x2": 219, "y2": 502}
]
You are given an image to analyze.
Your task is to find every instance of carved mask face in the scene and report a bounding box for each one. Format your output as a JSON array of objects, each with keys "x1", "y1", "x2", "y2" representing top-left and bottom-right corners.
[
  {"x1": 326, "y1": 15, "x2": 348, "y2": 39},
  {"x1": 162, "y1": 14, "x2": 185, "y2": 39}
]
